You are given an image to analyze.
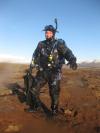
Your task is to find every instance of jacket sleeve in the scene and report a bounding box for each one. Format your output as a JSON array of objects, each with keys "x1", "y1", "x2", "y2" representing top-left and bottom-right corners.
[
  {"x1": 32, "y1": 41, "x2": 42, "y2": 64},
  {"x1": 57, "y1": 39, "x2": 76, "y2": 63}
]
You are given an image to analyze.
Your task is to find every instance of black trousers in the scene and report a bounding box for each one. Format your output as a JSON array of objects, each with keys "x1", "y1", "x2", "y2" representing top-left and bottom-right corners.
[{"x1": 25, "y1": 69, "x2": 61, "y2": 110}]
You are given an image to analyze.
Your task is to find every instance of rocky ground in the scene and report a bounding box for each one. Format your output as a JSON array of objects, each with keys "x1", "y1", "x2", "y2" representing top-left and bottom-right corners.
[{"x1": 0, "y1": 63, "x2": 100, "y2": 133}]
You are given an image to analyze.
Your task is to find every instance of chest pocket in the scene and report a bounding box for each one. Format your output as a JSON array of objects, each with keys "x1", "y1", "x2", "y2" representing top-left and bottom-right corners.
[{"x1": 41, "y1": 47, "x2": 48, "y2": 57}]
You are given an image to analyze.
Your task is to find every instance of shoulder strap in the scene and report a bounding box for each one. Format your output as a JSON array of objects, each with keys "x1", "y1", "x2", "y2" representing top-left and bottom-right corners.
[{"x1": 51, "y1": 40, "x2": 58, "y2": 54}]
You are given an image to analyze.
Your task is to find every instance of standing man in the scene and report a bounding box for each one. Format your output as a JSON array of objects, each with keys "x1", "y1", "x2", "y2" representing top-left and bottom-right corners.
[{"x1": 25, "y1": 19, "x2": 77, "y2": 115}]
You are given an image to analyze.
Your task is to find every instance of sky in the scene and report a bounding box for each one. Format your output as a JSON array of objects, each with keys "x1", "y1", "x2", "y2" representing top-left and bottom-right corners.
[{"x1": 0, "y1": 0, "x2": 100, "y2": 63}]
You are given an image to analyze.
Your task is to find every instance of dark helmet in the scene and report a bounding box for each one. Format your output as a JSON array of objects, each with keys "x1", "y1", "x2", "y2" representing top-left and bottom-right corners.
[
  {"x1": 43, "y1": 18, "x2": 59, "y2": 35},
  {"x1": 43, "y1": 25, "x2": 56, "y2": 33}
]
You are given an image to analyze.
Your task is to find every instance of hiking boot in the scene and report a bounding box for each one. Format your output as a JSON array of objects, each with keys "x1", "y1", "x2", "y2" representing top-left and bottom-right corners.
[
  {"x1": 51, "y1": 105, "x2": 58, "y2": 116},
  {"x1": 52, "y1": 109, "x2": 58, "y2": 116}
]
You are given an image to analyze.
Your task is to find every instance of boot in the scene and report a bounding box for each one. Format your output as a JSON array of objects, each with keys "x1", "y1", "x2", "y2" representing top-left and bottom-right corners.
[
  {"x1": 25, "y1": 100, "x2": 42, "y2": 113},
  {"x1": 51, "y1": 104, "x2": 58, "y2": 115}
]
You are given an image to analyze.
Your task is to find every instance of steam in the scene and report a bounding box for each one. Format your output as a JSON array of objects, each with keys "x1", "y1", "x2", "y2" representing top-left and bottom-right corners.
[{"x1": 0, "y1": 64, "x2": 15, "y2": 87}]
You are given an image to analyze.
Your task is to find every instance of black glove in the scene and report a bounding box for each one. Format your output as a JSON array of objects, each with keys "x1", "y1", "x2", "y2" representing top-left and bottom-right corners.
[
  {"x1": 67, "y1": 58, "x2": 77, "y2": 70},
  {"x1": 70, "y1": 62, "x2": 77, "y2": 70}
]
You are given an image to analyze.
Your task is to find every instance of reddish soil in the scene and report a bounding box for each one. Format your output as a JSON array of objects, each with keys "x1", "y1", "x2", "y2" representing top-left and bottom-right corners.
[{"x1": 0, "y1": 63, "x2": 100, "y2": 133}]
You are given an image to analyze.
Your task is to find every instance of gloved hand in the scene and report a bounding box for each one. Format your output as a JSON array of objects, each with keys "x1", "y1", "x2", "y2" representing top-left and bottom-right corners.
[
  {"x1": 70, "y1": 61, "x2": 77, "y2": 70},
  {"x1": 67, "y1": 58, "x2": 77, "y2": 70}
]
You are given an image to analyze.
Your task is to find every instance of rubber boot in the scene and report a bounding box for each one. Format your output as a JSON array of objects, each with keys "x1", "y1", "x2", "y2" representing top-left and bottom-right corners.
[{"x1": 51, "y1": 104, "x2": 58, "y2": 116}]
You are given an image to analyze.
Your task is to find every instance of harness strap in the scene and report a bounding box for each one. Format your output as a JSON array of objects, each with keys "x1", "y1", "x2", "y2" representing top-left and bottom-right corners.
[{"x1": 50, "y1": 40, "x2": 58, "y2": 54}]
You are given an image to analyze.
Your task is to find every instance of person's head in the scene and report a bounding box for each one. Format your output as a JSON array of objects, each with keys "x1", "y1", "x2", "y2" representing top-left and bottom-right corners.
[
  {"x1": 45, "y1": 30, "x2": 54, "y2": 40},
  {"x1": 43, "y1": 25, "x2": 56, "y2": 40}
]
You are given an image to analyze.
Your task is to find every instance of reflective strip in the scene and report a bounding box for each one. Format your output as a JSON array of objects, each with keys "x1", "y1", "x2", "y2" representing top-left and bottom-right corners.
[{"x1": 48, "y1": 64, "x2": 51, "y2": 66}]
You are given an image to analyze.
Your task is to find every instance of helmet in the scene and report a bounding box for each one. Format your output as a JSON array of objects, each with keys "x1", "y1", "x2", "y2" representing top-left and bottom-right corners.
[
  {"x1": 43, "y1": 25, "x2": 56, "y2": 33},
  {"x1": 43, "y1": 19, "x2": 59, "y2": 35}
]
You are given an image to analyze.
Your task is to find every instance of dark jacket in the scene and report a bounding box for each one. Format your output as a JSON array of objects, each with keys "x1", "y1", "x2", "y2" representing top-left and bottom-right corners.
[{"x1": 32, "y1": 38, "x2": 76, "y2": 70}]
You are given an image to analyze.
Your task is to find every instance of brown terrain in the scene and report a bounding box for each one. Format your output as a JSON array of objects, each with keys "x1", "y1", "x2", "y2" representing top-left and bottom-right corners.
[{"x1": 0, "y1": 63, "x2": 100, "y2": 133}]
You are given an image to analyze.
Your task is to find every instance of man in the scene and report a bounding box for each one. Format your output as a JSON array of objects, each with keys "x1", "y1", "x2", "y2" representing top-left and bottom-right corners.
[{"x1": 25, "y1": 22, "x2": 77, "y2": 115}]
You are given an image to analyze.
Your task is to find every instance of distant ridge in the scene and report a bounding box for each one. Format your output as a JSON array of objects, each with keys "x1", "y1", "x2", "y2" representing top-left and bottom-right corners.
[
  {"x1": 0, "y1": 54, "x2": 100, "y2": 67},
  {"x1": 78, "y1": 59, "x2": 100, "y2": 67}
]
